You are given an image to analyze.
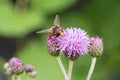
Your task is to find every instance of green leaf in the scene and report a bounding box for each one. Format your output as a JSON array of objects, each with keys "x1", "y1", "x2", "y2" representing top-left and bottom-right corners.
[
  {"x1": 31, "y1": 0, "x2": 77, "y2": 14},
  {"x1": 0, "y1": 5, "x2": 45, "y2": 37}
]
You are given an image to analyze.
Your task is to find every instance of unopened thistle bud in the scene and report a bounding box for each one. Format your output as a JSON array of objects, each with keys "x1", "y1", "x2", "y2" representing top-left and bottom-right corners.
[
  {"x1": 29, "y1": 71, "x2": 37, "y2": 78},
  {"x1": 3, "y1": 63, "x2": 10, "y2": 70},
  {"x1": 5, "y1": 68, "x2": 13, "y2": 76},
  {"x1": 89, "y1": 36, "x2": 103, "y2": 57},
  {"x1": 46, "y1": 35, "x2": 60, "y2": 56},
  {"x1": 25, "y1": 64, "x2": 34, "y2": 73}
]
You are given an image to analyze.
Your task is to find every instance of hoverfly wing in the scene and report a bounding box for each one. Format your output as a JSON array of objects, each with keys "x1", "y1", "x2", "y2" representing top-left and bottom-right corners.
[
  {"x1": 37, "y1": 15, "x2": 61, "y2": 35},
  {"x1": 36, "y1": 29, "x2": 50, "y2": 34},
  {"x1": 54, "y1": 15, "x2": 60, "y2": 27}
]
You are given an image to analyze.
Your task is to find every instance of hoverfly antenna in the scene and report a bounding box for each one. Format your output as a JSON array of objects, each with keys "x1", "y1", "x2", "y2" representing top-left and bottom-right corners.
[{"x1": 54, "y1": 15, "x2": 60, "y2": 26}]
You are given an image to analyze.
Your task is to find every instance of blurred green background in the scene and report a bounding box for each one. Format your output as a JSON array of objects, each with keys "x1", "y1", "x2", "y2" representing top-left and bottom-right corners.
[{"x1": 0, "y1": 0, "x2": 120, "y2": 80}]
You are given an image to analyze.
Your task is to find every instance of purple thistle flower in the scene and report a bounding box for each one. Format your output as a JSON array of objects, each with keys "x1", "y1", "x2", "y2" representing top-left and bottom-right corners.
[
  {"x1": 57, "y1": 27, "x2": 90, "y2": 60},
  {"x1": 9, "y1": 57, "x2": 24, "y2": 74},
  {"x1": 25, "y1": 64, "x2": 34, "y2": 73},
  {"x1": 89, "y1": 36, "x2": 103, "y2": 57},
  {"x1": 9, "y1": 57, "x2": 23, "y2": 67},
  {"x1": 46, "y1": 35, "x2": 60, "y2": 56}
]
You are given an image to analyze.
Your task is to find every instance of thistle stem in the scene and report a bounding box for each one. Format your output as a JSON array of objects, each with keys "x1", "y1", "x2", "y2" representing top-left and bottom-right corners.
[
  {"x1": 27, "y1": 73, "x2": 30, "y2": 80},
  {"x1": 16, "y1": 75, "x2": 21, "y2": 80},
  {"x1": 68, "y1": 60, "x2": 74, "y2": 80},
  {"x1": 86, "y1": 57, "x2": 96, "y2": 80},
  {"x1": 56, "y1": 56, "x2": 68, "y2": 80},
  {"x1": 12, "y1": 75, "x2": 16, "y2": 80}
]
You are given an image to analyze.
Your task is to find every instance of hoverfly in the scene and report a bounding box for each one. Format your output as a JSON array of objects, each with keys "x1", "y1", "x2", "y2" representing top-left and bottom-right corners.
[{"x1": 36, "y1": 15, "x2": 63, "y2": 36}]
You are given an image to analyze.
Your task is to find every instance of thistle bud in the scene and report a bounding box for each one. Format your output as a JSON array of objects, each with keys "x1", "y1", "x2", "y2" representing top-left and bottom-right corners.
[
  {"x1": 5, "y1": 68, "x2": 13, "y2": 76},
  {"x1": 89, "y1": 36, "x2": 103, "y2": 57},
  {"x1": 25, "y1": 64, "x2": 34, "y2": 73},
  {"x1": 46, "y1": 35, "x2": 60, "y2": 56},
  {"x1": 3, "y1": 63, "x2": 10, "y2": 70},
  {"x1": 29, "y1": 71, "x2": 37, "y2": 78}
]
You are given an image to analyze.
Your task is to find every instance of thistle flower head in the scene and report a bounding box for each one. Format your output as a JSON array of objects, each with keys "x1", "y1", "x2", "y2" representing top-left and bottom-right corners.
[
  {"x1": 57, "y1": 27, "x2": 90, "y2": 60},
  {"x1": 89, "y1": 36, "x2": 103, "y2": 57},
  {"x1": 9, "y1": 57, "x2": 24, "y2": 74},
  {"x1": 9, "y1": 57, "x2": 23, "y2": 67},
  {"x1": 46, "y1": 35, "x2": 60, "y2": 56},
  {"x1": 25, "y1": 64, "x2": 34, "y2": 72}
]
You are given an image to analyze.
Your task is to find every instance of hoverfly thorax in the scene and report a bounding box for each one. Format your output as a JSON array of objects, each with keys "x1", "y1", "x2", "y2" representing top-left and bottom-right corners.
[
  {"x1": 50, "y1": 26, "x2": 63, "y2": 36},
  {"x1": 37, "y1": 15, "x2": 64, "y2": 36}
]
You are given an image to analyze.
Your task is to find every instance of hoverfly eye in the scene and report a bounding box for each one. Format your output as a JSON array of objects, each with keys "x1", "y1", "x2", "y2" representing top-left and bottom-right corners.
[
  {"x1": 54, "y1": 26, "x2": 59, "y2": 31},
  {"x1": 54, "y1": 26, "x2": 58, "y2": 29}
]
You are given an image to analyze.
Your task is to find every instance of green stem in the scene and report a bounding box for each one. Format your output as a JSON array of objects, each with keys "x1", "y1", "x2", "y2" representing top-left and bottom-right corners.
[
  {"x1": 68, "y1": 60, "x2": 74, "y2": 80},
  {"x1": 56, "y1": 56, "x2": 68, "y2": 80},
  {"x1": 16, "y1": 75, "x2": 21, "y2": 80},
  {"x1": 12, "y1": 75, "x2": 16, "y2": 80},
  {"x1": 86, "y1": 57, "x2": 96, "y2": 80},
  {"x1": 27, "y1": 73, "x2": 30, "y2": 80}
]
